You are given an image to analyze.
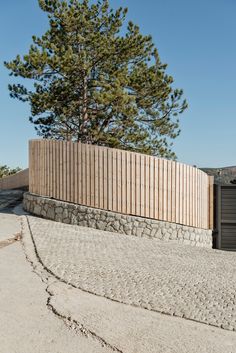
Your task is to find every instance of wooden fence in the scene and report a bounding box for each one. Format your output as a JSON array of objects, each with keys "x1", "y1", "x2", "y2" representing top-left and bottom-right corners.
[
  {"x1": 0, "y1": 168, "x2": 29, "y2": 190},
  {"x1": 29, "y1": 140, "x2": 214, "y2": 229}
]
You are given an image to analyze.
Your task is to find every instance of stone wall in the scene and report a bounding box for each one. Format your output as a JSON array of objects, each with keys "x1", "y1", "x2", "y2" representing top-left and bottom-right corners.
[{"x1": 23, "y1": 192, "x2": 213, "y2": 248}]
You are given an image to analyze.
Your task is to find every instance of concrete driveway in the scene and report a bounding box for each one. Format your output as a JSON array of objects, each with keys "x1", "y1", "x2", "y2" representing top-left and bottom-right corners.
[{"x1": 1, "y1": 189, "x2": 236, "y2": 353}]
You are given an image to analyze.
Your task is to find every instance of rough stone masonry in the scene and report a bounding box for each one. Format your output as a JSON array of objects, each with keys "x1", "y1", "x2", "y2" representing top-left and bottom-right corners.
[{"x1": 23, "y1": 192, "x2": 212, "y2": 248}]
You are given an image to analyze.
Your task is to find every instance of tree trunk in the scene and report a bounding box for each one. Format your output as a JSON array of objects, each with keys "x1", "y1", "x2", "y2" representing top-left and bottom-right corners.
[{"x1": 82, "y1": 75, "x2": 88, "y2": 140}]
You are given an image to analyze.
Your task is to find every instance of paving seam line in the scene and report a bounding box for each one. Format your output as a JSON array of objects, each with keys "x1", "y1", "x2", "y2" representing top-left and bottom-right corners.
[
  {"x1": 20, "y1": 215, "x2": 124, "y2": 353},
  {"x1": 21, "y1": 215, "x2": 235, "y2": 334}
]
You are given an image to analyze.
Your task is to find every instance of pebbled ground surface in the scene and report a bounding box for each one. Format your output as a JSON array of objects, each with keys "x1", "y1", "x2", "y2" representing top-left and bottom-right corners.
[{"x1": 27, "y1": 216, "x2": 236, "y2": 332}]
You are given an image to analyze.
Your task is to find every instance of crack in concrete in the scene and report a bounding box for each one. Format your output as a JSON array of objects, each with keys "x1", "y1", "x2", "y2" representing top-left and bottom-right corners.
[
  {"x1": 20, "y1": 216, "x2": 124, "y2": 353},
  {"x1": 46, "y1": 286, "x2": 124, "y2": 353},
  {"x1": 24, "y1": 215, "x2": 234, "y2": 335}
]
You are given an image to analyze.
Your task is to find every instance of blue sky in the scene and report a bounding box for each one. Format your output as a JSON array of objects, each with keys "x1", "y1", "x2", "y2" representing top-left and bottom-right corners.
[{"x1": 1, "y1": 0, "x2": 236, "y2": 168}]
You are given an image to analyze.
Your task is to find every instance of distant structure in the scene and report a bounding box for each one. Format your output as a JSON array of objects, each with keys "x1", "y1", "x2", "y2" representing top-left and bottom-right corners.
[{"x1": 201, "y1": 166, "x2": 236, "y2": 185}]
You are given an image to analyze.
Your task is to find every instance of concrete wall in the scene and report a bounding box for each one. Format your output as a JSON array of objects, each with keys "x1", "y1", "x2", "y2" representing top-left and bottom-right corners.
[
  {"x1": 23, "y1": 192, "x2": 213, "y2": 248},
  {"x1": 0, "y1": 169, "x2": 29, "y2": 190}
]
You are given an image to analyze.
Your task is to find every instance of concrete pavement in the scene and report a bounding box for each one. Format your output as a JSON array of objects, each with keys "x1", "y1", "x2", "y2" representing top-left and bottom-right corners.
[
  {"x1": 1, "y1": 189, "x2": 236, "y2": 352},
  {"x1": 0, "y1": 191, "x2": 113, "y2": 353},
  {"x1": 21, "y1": 214, "x2": 236, "y2": 353},
  {"x1": 26, "y1": 215, "x2": 236, "y2": 331}
]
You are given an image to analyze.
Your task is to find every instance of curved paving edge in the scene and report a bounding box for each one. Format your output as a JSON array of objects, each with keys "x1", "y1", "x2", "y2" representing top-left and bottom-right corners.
[
  {"x1": 20, "y1": 216, "x2": 124, "y2": 353},
  {"x1": 1, "y1": 219, "x2": 112, "y2": 353},
  {"x1": 20, "y1": 215, "x2": 236, "y2": 353},
  {"x1": 25, "y1": 215, "x2": 236, "y2": 332}
]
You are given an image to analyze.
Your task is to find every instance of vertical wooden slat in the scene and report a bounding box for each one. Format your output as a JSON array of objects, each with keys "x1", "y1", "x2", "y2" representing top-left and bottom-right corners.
[
  {"x1": 52, "y1": 140, "x2": 56, "y2": 199},
  {"x1": 94, "y1": 145, "x2": 99, "y2": 208},
  {"x1": 179, "y1": 163, "x2": 183, "y2": 225},
  {"x1": 38, "y1": 140, "x2": 41, "y2": 195},
  {"x1": 50, "y1": 140, "x2": 53, "y2": 198},
  {"x1": 200, "y1": 172, "x2": 203, "y2": 228},
  {"x1": 158, "y1": 159, "x2": 163, "y2": 221},
  {"x1": 189, "y1": 166, "x2": 193, "y2": 227},
  {"x1": 202, "y1": 174, "x2": 205, "y2": 229},
  {"x1": 40, "y1": 140, "x2": 44, "y2": 196},
  {"x1": 183, "y1": 164, "x2": 187, "y2": 226},
  {"x1": 167, "y1": 160, "x2": 172, "y2": 222},
  {"x1": 29, "y1": 141, "x2": 33, "y2": 193},
  {"x1": 107, "y1": 148, "x2": 113, "y2": 211},
  {"x1": 186, "y1": 165, "x2": 190, "y2": 226},
  {"x1": 81, "y1": 143, "x2": 86, "y2": 205},
  {"x1": 175, "y1": 162, "x2": 180, "y2": 224},
  {"x1": 36, "y1": 140, "x2": 40, "y2": 195},
  {"x1": 149, "y1": 156, "x2": 154, "y2": 219},
  {"x1": 85, "y1": 144, "x2": 90, "y2": 206},
  {"x1": 74, "y1": 142, "x2": 78, "y2": 204},
  {"x1": 78, "y1": 142, "x2": 82, "y2": 204},
  {"x1": 203, "y1": 175, "x2": 206, "y2": 229},
  {"x1": 57, "y1": 141, "x2": 61, "y2": 200},
  {"x1": 154, "y1": 158, "x2": 159, "y2": 219},
  {"x1": 121, "y1": 151, "x2": 127, "y2": 214},
  {"x1": 112, "y1": 149, "x2": 117, "y2": 212},
  {"x1": 46, "y1": 140, "x2": 49, "y2": 196},
  {"x1": 126, "y1": 151, "x2": 131, "y2": 215},
  {"x1": 135, "y1": 153, "x2": 141, "y2": 216},
  {"x1": 103, "y1": 148, "x2": 108, "y2": 211},
  {"x1": 140, "y1": 154, "x2": 145, "y2": 217},
  {"x1": 201, "y1": 172, "x2": 204, "y2": 228},
  {"x1": 70, "y1": 140, "x2": 74, "y2": 203},
  {"x1": 62, "y1": 141, "x2": 66, "y2": 202},
  {"x1": 197, "y1": 169, "x2": 200, "y2": 228},
  {"x1": 117, "y1": 150, "x2": 122, "y2": 213},
  {"x1": 98, "y1": 147, "x2": 103, "y2": 209},
  {"x1": 65, "y1": 141, "x2": 69, "y2": 202},
  {"x1": 34, "y1": 140, "x2": 37, "y2": 195},
  {"x1": 145, "y1": 156, "x2": 150, "y2": 218},
  {"x1": 59, "y1": 141, "x2": 63, "y2": 201},
  {"x1": 90, "y1": 145, "x2": 95, "y2": 207},
  {"x1": 193, "y1": 167, "x2": 196, "y2": 227},
  {"x1": 171, "y1": 161, "x2": 176, "y2": 224},
  {"x1": 130, "y1": 153, "x2": 136, "y2": 215},
  {"x1": 163, "y1": 159, "x2": 168, "y2": 221}
]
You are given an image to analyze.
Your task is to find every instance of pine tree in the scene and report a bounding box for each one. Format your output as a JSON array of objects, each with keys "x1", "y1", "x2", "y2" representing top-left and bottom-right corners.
[{"x1": 5, "y1": 0, "x2": 187, "y2": 158}]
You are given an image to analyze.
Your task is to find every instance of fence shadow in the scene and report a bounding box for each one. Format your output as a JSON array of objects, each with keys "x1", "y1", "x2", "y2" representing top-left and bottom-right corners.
[{"x1": 0, "y1": 189, "x2": 26, "y2": 215}]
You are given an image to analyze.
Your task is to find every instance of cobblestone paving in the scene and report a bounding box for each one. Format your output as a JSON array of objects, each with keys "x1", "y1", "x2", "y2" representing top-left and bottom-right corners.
[{"x1": 27, "y1": 216, "x2": 236, "y2": 331}]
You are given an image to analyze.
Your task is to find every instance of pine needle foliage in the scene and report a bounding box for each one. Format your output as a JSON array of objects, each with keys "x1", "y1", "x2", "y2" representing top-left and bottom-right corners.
[{"x1": 5, "y1": 0, "x2": 187, "y2": 158}]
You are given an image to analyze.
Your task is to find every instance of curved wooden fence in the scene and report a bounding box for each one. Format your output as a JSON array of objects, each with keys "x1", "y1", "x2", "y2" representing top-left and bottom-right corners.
[
  {"x1": 0, "y1": 168, "x2": 29, "y2": 190},
  {"x1": 29, "y1": 140, "x2": 213, "y2": 229}
]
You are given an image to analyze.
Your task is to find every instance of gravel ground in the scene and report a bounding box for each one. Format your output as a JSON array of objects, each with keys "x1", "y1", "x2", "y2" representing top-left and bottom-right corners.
[{"x1": 27, "y1": 215, "x2": 236, "y2": 331}]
